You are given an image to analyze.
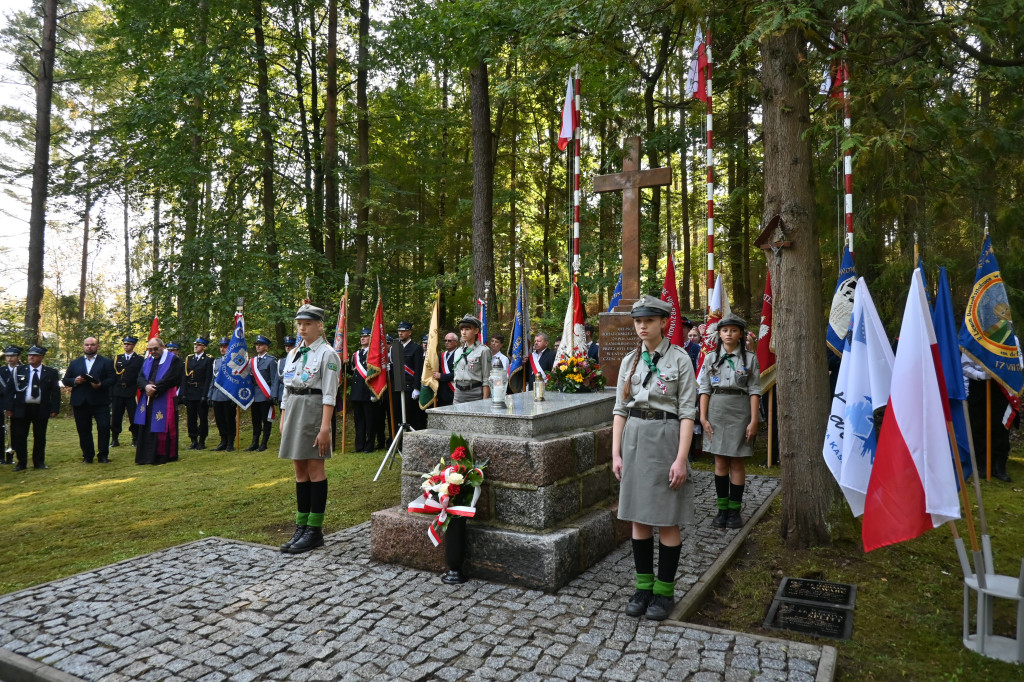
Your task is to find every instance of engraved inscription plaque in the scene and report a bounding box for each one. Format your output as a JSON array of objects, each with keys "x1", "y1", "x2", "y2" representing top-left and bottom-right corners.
[
  {"x1": 598, "y1": 312, "x2": 638, "y2": 384},
  {"x1": 764, "y1": 600, "x2": 854, "y2": 640},
  {"x1": 778, "y1": 578, "x2": 857, "y2": 608}
]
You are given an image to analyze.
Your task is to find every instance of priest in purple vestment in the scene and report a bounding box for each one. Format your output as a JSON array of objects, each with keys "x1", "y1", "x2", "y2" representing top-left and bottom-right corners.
[{"x1": 134, "y1": 338, "x2": 184, "y2": 465}]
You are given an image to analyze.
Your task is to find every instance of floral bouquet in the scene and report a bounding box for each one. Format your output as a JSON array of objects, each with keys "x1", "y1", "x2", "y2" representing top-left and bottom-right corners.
[
  {"x1": 546, "y1": 352, "x2": 607, "y2": 393},
  {"x1": 407, "y1": 433, "x2": 487, "y2": 546}
]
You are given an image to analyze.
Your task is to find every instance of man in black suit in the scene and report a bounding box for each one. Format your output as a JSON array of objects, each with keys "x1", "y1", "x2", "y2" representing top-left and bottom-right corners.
[
  {"x1": 585, "y1": 324, "x2": 600, "y2": 362},
  {"x1": 62, "y1": 337, "x2": 115, "y2": 464},
  {"x1": 5, "y1": 345, "x2": 61, "y2": 471},
  {"x1": 527, "y1": 333, "x2": 555, "y2": 388},
  {"x1": 181, "y1": 337, "x2": 214, "y2": 450},
  {"x1": 111, "y1": 336, "x2": 144, "y2": 448},
  {"x1": 392, "y1": 321, "x2": 425, "y2": 430},
  {"x1": 0, "y1": 345, "x2": 19, "y2": 464},
  {"x1": 349, "y1": 328, "x2": 374, "y2": 452},
  {"x1": 432, "y1": 331, "x2": 458, "y2": 407}
]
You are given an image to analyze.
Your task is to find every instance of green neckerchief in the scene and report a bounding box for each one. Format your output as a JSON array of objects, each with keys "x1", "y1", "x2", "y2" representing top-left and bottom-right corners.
[
  {"x1": 640, "y1": 350, "x2": 662, "y2": 388},
  {"x1": 454, "y1": 343, "x2": 474, "y2": 367}
]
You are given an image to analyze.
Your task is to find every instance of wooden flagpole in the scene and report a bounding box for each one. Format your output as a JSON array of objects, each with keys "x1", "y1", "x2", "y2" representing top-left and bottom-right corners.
[
  {"x1": 947, "y1": 419, "x2": 979, "y2": 552},
  {"x1": 340, "y1": 275, "x2": 349, "y2": 455},
  {"x1": 235, "y1": 297, "x2": 244, "y2": 451}
]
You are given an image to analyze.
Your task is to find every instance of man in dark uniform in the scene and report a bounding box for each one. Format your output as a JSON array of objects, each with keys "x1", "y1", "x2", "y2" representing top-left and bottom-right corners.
[
  {"x1": 350, "y1": 328, "x2": 374, "y2": 452},
  {"x1": 585, "y1": 324, "x2": 599, "y2": 362},
  {"x1": 182, "y1": 337, "x2": 214, "y2": 450},
  {"x1": 6, "y1": 346, "x2": 61, "y2": 470},
  {"x1": 0, "y1": 346, "x2": 21, "y2": 464},
  {"x1": 248, "y1": 334, "x2": 277, "y2": 451},
  {"x1": 392, "y1": 321, "x2": 425, "y2": 430},
  {"x1": 61, "y1": 337, "x2": 115, "y2": 463},
  {"x1": 274, "y1": 335, "x2": 296, "y2": 406},
  {"x1": 432, "y1": 331, "x2": 458, "y2": 407},
  {"x1": 166, "y1": 342, "x2": 181, "y2": 357},
  {"x1": 209, "y1": 337, "x2": 235, "y2": 451},
  {"x1": 527, "y1": 332, "x2": 556, "y2": 388},
  {"x1": 111, "y1": 336, "x2": 143, "y2": 447}
]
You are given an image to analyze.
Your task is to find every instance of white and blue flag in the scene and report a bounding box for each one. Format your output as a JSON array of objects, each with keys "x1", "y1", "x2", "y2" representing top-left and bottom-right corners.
[{"x1": 215, "y1": 313, "x2": 256, "y2": 409}]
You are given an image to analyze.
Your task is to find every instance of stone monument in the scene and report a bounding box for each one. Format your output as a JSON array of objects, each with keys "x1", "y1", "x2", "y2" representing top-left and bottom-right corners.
[
  {"x1": 593, "y1": 135, "x2": 672, "y2": 381},
  {"x1": 370, "y1": 391, "x2": 622, "y2": 592}
]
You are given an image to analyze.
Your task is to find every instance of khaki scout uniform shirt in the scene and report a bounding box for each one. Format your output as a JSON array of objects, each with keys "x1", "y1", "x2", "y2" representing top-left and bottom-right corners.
[
  {"x1": 280, "y1": 337, "x2": 341, "y2": 411},
  {"x1": 613, "y1": 337, "x2": 698, "y2": 420}
]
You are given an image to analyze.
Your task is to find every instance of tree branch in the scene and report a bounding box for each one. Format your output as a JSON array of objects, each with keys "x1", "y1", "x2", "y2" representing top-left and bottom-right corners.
[{"x1": 954, "y1": 38, "x2": 1024, "y2": 67}]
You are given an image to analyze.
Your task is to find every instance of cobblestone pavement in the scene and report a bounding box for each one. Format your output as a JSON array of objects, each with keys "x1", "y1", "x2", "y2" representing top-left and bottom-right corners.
[{"x1": 0, "y1": 472, "x2": 834, "y2": 681}]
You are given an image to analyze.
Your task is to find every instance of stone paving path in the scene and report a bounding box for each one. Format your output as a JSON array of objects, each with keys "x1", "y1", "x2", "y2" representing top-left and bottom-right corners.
[{"x1": 0, "y1": 472, "x2": 835, "y2": 681}]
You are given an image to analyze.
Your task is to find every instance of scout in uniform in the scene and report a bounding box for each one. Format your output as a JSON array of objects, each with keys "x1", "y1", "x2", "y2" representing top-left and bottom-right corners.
[
  {"x1": 611, "y1": 296, "x2": 697, "y2": 621},
  {"x1": 111, "y1": 336, "x2": 144, "y2": 447},
  {"x1": 209, "y1": 337, "x2": 236, "y2": 451},
  {"x1": 248, "y1": 335, "x2": 277, "y2": 451},
  {"x1": 278, "y1": 304, "x2": 341, "y2": 554},
  {"x1": 182, "y1": 337, "x2": 214, "y2": 450},
  {"x1": 452, "y1": 314, "x2": 492, "y2": 404},
  {"x1": 698, "y1": 313, "x2": 761, "y2": 529}
]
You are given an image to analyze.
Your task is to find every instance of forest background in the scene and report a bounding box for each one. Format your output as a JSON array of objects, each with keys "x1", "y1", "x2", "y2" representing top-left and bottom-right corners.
[{"x1": 0, "y1": 0, "x2": 1021, "y2": 368}]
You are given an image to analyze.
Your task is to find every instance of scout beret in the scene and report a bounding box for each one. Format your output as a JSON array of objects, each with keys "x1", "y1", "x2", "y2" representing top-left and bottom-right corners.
[
  {"x1": 284, "y1": 336, "x2": 297, "y2": 346},
  {"x1": 256, "y1": 335, "x2": 271, "y2": 345},
  {"x1": 193, "y1": 337, "x2": 208, "y2": 346},
  {"x1": 458, "y1": 314, "x2": 481, "y2": 329},
  {"x1": 717, "y1": 313, "x2": 748, "y2": 331},
  {"x1": 295, "y1": 304, "x2": 325, "y2": 321},
  {"x1": 122, "y1": 336, "x2": 138, "y2": 344},
  {"x1": 630, "y1": 295, "x2": 673, "y2": 318},
  {"x1": 27, "y1": 345, "x2": 46, "y2": 355}
]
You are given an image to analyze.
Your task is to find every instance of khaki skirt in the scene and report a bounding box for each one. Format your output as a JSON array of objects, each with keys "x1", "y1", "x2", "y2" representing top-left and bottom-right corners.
[
  {"x1": 704, "y1": 392, "x2": 752, "y2": 458},
  {"x1": 617, "y1": 416, "x2": 693, "y2": 527},
  {"x1": 278, "y1": 394, "x2": 332, "y2": 461}
]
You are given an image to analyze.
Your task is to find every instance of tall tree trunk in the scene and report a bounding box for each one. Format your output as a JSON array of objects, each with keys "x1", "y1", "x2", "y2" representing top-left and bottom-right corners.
[
  {"x1": 292, "y1": 0, "x2": 320, "y2": 256},
  {"x1": 679, "y1": 59, "x2": 691, "y2": 311},
  {"x1": 153, "y1": 191, "x2": 161, "y2": 312},
  {"x1": 469, "y1": 59, "x2": 496, "y2": 314},
  {"x1": 24, "y1": 0, "x2": 58, "y2": 345},
  {"x1": 349, "y1": 0, "x2": 370, "y2": 319},
  {"x1": 253, "y1": 0, "x2": 285, "y2": 345},
  {"x1": 761, "y1": 26, "x2": 831, "y2": 549},
  {"x1": 123, "y1": 193, "x2": 132, "y2": 328},
  {"x1": 726, "y1": 84, "x2": 748, "y2": 316},
  {"x1": 79, "y1": 183, "x2": 92, "y2": 323},
  {"x1": 323, "y1": 0, "x2": 339, "y2": 267},
  {"x1": 308, "y1": 5, "x2": 323, "y2": 245}
]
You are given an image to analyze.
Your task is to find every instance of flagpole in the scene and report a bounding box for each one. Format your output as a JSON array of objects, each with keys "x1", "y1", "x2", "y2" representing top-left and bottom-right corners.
[
  {"x1": 705, "y1": 25, "x2": 714, "y2": 318},
  {"x1": 841, "y1": 6, "x2": 853, "y2": 255},
  {"x1": 573, "y1": 65, "x2": 581, "y2": 284},
  {"x1": 340, "y1": 274, "x2": 349, "y2": 455},
  {"x1": 946, "y1": 419, "x2": 979, "y2": 552},
  {"x1": 235, "y1": 297, "x2": 244, "y2": 452},
  {"x1": 960, "y1": 402, "x2": 989, "y2": 535}
]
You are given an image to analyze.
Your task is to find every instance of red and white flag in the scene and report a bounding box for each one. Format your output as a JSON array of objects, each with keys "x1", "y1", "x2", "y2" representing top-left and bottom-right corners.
[
  {"x1": 756, "y1": 273, "x2": 776, "y2": 391},
  {"x1": 862, "y1": 269, "x2": 960, "y2": 552},
  {"x1": 685, "y1": 27, "x2": 708, "y2": 102},
  {"x1": 660, "y1": 253, "x2": 685, "y2": 346},
  {"x1": 365, "y1": 290, "x2": 389, "y2": 400},
  {"x1": 696, "y1": 275, "x2": 731, "y2": 378},
  {"x1": 557, "y1": 75, "x2": 577, "y2": 151},
  {"x1": 554, "y1": 282, "x2": 587, "y2": 365}
]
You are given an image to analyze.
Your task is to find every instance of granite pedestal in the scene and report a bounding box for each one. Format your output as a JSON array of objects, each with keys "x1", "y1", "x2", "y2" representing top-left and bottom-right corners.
[{"x1": 370, "y1": 390, "x2": 625, "y2": 592}]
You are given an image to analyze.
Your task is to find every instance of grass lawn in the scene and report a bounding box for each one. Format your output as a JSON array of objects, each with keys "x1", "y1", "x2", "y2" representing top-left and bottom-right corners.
[
  {"x1": 0, "y1": 411, "x2": 400, "y2": 595},
  {"x1": 691, "y1": 433, "x2": 1024, "y2": 681}
]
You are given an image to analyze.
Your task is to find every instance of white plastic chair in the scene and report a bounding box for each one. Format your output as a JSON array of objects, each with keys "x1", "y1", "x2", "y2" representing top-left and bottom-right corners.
[{"x1": 958, "y1": 536, "x2": 1024, "y2": 663}]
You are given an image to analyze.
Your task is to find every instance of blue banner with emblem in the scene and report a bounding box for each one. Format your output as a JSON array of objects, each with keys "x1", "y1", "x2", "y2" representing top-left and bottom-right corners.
[
  {"x1": 934, "y1": 268, "x2": 973, "y2": 484},
  {"x1": 215, "y1": 314, "x2": 256, "y2": 409},
  {"x1": 826, "y1": 246, "x2": 857, "y2": 357},
  {"x1": 508, "y1": 279, "x2": 526, "y2": 388},
  {"x1": 959, "y1": 235, "x2": 1023, "y2": 395},
  {"x1": 607, "y1": 272, "x2": 623, "y2": 312}
]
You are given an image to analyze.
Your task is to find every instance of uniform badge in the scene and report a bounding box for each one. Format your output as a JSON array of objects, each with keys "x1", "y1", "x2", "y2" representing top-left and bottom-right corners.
[
  {"x1": 711, "y1": 376, "x2": 721, "y2": 385},
  {"x1": 328, "y1": 362, "x2": 338, "y2": 371}
]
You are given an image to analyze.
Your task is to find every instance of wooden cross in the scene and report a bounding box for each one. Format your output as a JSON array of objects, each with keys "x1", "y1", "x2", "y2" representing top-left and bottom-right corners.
[{"x1": 593, "y1": 136, "x2": 672, "y2": 308}]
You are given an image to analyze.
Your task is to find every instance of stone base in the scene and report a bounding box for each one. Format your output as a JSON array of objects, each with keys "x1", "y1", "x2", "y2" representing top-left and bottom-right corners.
[{"x1": 370, "y1": 504, "x2": 628, "y2": 592}]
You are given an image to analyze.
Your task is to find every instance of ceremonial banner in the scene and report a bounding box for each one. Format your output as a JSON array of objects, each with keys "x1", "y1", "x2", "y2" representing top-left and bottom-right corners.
[
  {"x1": 660, "y1": 253, "x2": 685, "y2": 346},
  {"x1": 823, "y1": 278, "x2": 894, "y2": 517},
  {"x1": 757, "y1": 273, "x2": 776, "y2": 392},
  {"x1": 366, "y1": 290, "x2": 389, "y2": 400},
  {"x1": 685, "y1": 27, "x2": 708, "y2": 102},
  {"x1": 333, "y1": 290, "x2": 348, "y2": 362},
  {"x1": 508, "y1": 280, "x2": 527, "y2": 392},
  {"x1": 555, "y1": 282, "x2": 587, "y2": 365},
  {"x1": 476, "y1": 297, "x2": 488, "y2": 345},
  {"x1": 863, "y1": 270, "x2": 960, "y2": 552},
  {"x1": 933, "y1": 268, "x2": 973, "y2": 482},
  {"x1": 419, "y1": 291, "x2": 441, "y2": 410},
  {"x1": 215, "y1": 314, "x2": 255, "y2": 409},
  {"x1": 697, "y1": 274, "x2": 731, "y2": 378},
  {"x1": 556, "y1": 74, "x2": 578, "y2": 151},
  {"x1": 826, "y1": 245, "x2": 857, "y2": 357},
  {"x1": 607, "y1": 272, "x2": 623, "y2": 312},
  {"x1": 958, "y1": 235, "x2": 1023, "y2": 395}
]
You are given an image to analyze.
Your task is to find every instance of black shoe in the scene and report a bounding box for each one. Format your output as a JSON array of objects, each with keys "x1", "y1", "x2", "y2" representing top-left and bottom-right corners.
[
  {"x1": 196, "y1": 440, "x2": 206, "y2": 450},
  {"x1": 214, "y1": 442, "x2": 227, "y2": 451},
  {"x1": 712, "y1": 509, "x2": 728, "y2": 529},
  {"x1": 82, "y1": 457, "x2": 94, "y2": 464},
  {"x1": 441, "y1": 569, "x2": 468, "y2": 585},
  {"x1": 280, "y1": 525, "x2": 307, "y2": 552},
  {"x1": 646, "y1": 595, "x2": 674, "y2": 621},
  {"x1": 726, "y1": 509, "x2": 743, "y2": 529},
  {"x1": 34, "y1": 465, "x2": 49, "y2": 470},
  {"x1": 130, "y1": 440, "x2": 137, "y2": 448},
  {"x1": 12, "y1": 464, "x2": 26, "y2": 471},
  {"x1": 994, "y1": 471, "x2": 1012, "y2": 482},
  {"x1": 98, "y1": 457, "x2": 110, "y2": 463},
  {"x1": 110, "y1": 439, "x2": 121, "y2": 448},
  {"x1": 625, "y1": 589, "x2": 654, "y2": 617},
  {"x1": 224, "y1": 446, "x2": 234, "y2": 452},
  {"x1": 257, "y1": 438, "x2": 269, "y2": 452},
  {"x1": 245, "y1": 441, "x2": 260, "y2": 452},
  {"x1": 285, "y1": 526, "x2": 324, "y2": 554},
  {"x1": 187, "y1": 440, "x2": 198, "y2": 450}
]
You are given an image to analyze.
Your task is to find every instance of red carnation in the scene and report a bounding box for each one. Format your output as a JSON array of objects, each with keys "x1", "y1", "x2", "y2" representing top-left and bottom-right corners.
[
  {"x1": 451, "y1": 447, "x2": 468, "y2": 461},
  {"x1": 447, "y1": 484, "x2": 461, "y2": 497},
  {"x1": 429, "y1": 475, "x2": 442, "y2": 484}
]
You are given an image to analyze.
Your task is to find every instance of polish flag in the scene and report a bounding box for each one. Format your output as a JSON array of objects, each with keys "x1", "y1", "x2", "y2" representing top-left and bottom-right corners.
[
  {"x1": 685, "y1": 27, "x2": 708, "y2": 102},
  {"x1": 554, "y1": 282, "x2": 587, "y2": 365},
  {"x1": 556, "y1": 75, "x2": 577, "y2": 151},
  {"x1": 862, "y1": 269, "x2": 960, "y2": 552},
  {"x1": 696, "y1": 275, "x2": 731, "y2": 378}
]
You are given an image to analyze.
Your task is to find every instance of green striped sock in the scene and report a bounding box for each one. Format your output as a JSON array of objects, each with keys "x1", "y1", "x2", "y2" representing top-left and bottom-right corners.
[
  {"x1": 653, "y1": 579, "x2": 675, "y2": 597},
  {"x1": 717, "y1": 497, "x2": 729, "y2": 510},
  {"x1": 306, "y1": 512, "x2": 325, "y2": 528},
  {"x1": 635, "y1": 573, "x2": 655, "y2": 591},
  {"x1": 295, "y1": 511, "x2": 309, "y2": 526},
  {"x1": 728, "y1": 499, "x2": 741, "y2": 510}
]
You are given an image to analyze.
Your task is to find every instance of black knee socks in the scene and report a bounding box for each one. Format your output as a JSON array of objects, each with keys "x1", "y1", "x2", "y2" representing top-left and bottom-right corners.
[
  {"x1": 715, "y1": 474, "x2": 729, "y2": 509},
  {"x1": 295, "y1": 480, "x2": 311, "y2": 525},
  {"x1": 632, "y1": 537, "x2": 655, "y2": 591},
  {"x1": 729, "y1": 482, "x2": 744, "y2": 510},
  {"x1": 308, "y1": 479, "x2": 328, "y2": 528}
]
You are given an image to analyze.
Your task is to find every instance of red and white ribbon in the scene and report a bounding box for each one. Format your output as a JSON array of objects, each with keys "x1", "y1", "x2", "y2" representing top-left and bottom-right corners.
[
  {"x1": 407, "y1": 467, "x2": 482, "y2": 547},
  {"x1": 251, "y1": 357, "x2": 273, "y2": 399}
]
